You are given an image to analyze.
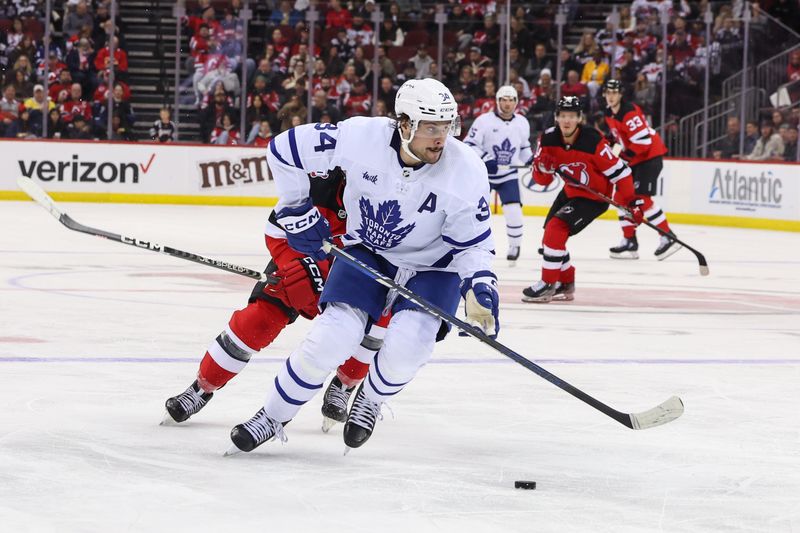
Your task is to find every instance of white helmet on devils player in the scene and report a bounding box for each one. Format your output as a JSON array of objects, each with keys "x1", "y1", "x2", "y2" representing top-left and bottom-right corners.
[{"x1": 394, "y1": 78, "x2": 460, "y2": 162}]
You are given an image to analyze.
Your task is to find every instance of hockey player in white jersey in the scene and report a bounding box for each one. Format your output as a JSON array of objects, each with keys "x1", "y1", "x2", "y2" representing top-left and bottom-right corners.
[
  {"x1": 465, "y1": 85, "x2": 533, "y2": 263},
  {"x1": 226, "y1": 78, "x2": 499, "y2": 454}
]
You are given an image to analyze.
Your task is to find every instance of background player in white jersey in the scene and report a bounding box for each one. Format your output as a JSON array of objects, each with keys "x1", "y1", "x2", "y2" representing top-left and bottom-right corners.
[
  {"x1": 226, "y1": 79, "x2": 500, "y2": 454},
  {"x1": 465, "y1": 85, "x2": 533, "y2": 263}
]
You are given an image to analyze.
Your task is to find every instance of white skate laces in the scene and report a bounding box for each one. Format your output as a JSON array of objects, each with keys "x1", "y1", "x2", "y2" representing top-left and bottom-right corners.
[{"x1": 243, "y1": 409, "x2": 288, "y2": 445}]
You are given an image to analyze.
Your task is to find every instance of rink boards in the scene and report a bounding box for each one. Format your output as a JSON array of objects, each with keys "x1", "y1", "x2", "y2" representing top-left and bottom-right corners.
[{"x1": 0, "y1": 138, "x2": 798, "y2": 231}]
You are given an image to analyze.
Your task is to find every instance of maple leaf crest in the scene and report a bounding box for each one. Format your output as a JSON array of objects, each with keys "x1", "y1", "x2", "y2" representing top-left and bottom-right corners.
[
  {"x1": 492, "y1": 138, "x2": 517, "y2": 166},
  {"x1": 356, "y1": 197, "x2": 416, "y2": 250}
]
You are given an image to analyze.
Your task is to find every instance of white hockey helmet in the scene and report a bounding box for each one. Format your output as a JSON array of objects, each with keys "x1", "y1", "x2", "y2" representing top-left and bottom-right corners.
[
  {"x1": 394, "y1": 78, "x2": 460, "y2": 161},
  {"x1": 496, "y1": 84, "x2": 518, "y2": 106}
]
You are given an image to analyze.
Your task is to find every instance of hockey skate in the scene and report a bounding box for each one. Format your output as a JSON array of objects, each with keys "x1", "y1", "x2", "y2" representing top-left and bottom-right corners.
[
  {"x1": 521, "y1": 281, "x2": 557, "y2": 303},
  {"x1": 609, "y1": 236, "x2": 639, "y2": 259},
  {"x1": 506, "y1": 246, "x2": 521, "y2": 265},
  {"x1": 553, "y1": 281, "x2": 575, "y2": 301},
  {"x1": 161, "y1": 380, "x2": 213, "y2": 425},
  {"x1": 321, "y1": 376, "x2": 355, "y2": 433},
  {"x1": 654, "y1": 234, "x2": 683, "y2": 261},
  {"x1": 225, "y1": 408, "x2": 287, "y2": 455},
  {"x1": 343, "y1": 384, "x2": 383, "y2": 453}
]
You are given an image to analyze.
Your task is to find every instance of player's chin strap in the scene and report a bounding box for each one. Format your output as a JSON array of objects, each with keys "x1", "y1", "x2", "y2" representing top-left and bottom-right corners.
[{"x1": 398, "y1": 125, "x2": 423, "y2": 163}]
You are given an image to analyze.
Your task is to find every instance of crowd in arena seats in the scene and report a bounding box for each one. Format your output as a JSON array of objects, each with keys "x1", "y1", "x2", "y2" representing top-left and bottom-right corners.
[
  {"x1": 0, "y1": 0, "x2": 138, "y2": 141},
  {"x1": 3, "y1": 0, "x2": 800, "y2": 158}
]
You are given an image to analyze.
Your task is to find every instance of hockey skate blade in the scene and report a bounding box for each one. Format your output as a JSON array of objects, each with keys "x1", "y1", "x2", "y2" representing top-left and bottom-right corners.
[
  {"x1": 609, "y1": 252, "x2": 639, "y2": 260},
  {"x1": 656, "y1": 243, "x2": 683, "y2": 261},
  {"x1": 321, "y1": 417, "x2": 338, "y2": 433},
  {"x1": 343, "y1": 446, "x2": 352, "y2": 456},
  {"x1": 629, "y1": 396, "x2": 684, "y2": 430},
  {"x1": 223, "y1": 444, "x2": 244, "y2": 457},
  {"x1": 159, "y1": 411, "x2": 179, "y2": 426}
]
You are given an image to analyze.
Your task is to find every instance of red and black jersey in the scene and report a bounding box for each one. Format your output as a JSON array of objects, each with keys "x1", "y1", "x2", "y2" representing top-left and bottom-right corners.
[
  {"x1": 534, "y1": 125, "x2": 635, "y2": 204},
  {"x1": 604, "y1": 101, "x2": 667, "y2": 167}
]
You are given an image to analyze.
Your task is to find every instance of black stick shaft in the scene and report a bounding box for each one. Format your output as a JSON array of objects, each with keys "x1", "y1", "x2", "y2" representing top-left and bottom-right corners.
[
  {"x1": 57, "y1": 212, "x2": 276, "y2": 282},
  {"x1": 553, "y1": 168, "x2": 709, "y2": 273}
]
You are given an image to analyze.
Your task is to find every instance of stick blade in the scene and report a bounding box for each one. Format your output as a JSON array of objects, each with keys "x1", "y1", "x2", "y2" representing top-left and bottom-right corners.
[
  {"x1": 16, "y1": 176, "x2": 62, "y2": 219},
  {"x1": 699, "y1": 265, "x2": 710, "y2": 276},
  {"x1": 629, "y1": 395, "x2": 684, "y2": 430}
]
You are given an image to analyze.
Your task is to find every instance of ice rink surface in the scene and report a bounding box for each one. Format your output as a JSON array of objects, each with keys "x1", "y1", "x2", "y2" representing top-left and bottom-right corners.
[{"x1": 1, "y1": 200, "x2": 799, "y2": 533}]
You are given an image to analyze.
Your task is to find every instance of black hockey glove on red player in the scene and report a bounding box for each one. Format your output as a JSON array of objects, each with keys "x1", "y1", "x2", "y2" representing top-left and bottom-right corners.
[{"x1": 263, "y1": 256, "x2": 329, "y2": 313}]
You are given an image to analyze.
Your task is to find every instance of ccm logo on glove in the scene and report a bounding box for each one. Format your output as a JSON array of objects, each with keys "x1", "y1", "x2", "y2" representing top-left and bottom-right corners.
[{"x1": 280, "y1": 209, "x2": 322, "y2": 233}]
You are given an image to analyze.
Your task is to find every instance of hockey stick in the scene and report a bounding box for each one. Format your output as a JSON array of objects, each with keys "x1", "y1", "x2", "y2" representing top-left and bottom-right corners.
[
  {"x1": 553, "y1": 168, "x2": 710, "y2": 276},
  {"x1": 17, "y1": 177, "x2": 279, "y2": 283},
  {"x1": 322, "y1": 241, "x2": 684, "y2": 431}
]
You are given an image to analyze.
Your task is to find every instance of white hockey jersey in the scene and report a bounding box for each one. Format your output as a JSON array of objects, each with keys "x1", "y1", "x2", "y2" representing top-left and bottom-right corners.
[
  {"x1": 266, "y1": 117, "x2": 495, "y2": 281},
  {"x1": 465, "y1": 112, "x2": 533, "y2": 184}
]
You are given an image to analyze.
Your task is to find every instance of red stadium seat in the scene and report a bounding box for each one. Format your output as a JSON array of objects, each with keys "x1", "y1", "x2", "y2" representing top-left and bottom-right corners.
[
  {"x1": 22, "y1": 18, "x2": 44, "y2": 40},
  {"x1": 404, "y1": 29, "x2": 430, "y2": 48},
  {"x1": 387, "y1": 45, "x2": 416, "y2": 65}
]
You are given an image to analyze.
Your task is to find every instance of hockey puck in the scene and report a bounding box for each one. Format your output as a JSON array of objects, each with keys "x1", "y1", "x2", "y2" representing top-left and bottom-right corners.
[{"x1": 514, "y1": 480, "x2": 536, "y2": 490}]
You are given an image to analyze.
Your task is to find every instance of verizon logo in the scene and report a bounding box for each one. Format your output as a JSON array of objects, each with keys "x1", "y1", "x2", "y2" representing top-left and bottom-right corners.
[{"x1": 18, "y1": 153, "x2": 155, "y2": 183}]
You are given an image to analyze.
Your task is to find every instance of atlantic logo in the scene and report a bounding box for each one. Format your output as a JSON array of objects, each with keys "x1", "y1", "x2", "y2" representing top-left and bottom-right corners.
[
  {"x1": 198, "y1": 155, "x2": 271, "y2": 189},
  {"x1": 709, "y1": 168, "x2": 782, "y2": 209},
  {"x1": 18, "y1": 153, "x2": 155, "y2": 183}
]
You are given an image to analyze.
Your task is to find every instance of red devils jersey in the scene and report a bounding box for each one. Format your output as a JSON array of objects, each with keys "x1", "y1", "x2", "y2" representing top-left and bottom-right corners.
[
  {"x1": 534, "y1": 125, "x2": 634, "y2": 203},
  {"x1": 604, "y1": 101, "x2": 667, "y2": 167}
]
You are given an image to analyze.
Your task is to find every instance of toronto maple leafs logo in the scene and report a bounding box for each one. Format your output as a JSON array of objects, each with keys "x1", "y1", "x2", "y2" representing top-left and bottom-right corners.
[
  {"x1": 492, "y1": 138, "x2": 516, "y2": 166},
  {"x1": 356, "y1": 197, "x2": 416, "y2": 250}
]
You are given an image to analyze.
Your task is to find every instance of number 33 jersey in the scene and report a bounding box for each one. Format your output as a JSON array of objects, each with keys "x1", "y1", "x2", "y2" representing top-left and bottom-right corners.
[
  {"x1": 604, "y1": 101, "x2": 667, "y2": 166},
  {"x1": 266, "y1": 117, "x2": 495, "y2": 280}
]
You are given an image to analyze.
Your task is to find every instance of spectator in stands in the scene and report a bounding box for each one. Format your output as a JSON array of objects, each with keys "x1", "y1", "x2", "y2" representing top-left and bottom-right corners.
[
  {"x1": 11, "y1": 55, "x2": 35, "y2": 84},
  {"x1": 473, "y1": 13, "x2": 501, "y2": 59},
  {"x1": 771, "y1": 110, "x2": 786, "y2": 131},
  {"x1": 510, "y1": 16, "x2": 532, "y2": 59},
  {"x1": 324, "y1": 45, "x2": 346, "y2": 78},
  {"x1": 668, "y1": 30, "x2": 694, "y2": 68},
  {"x1": 350, "y1": 46, "x2": 372, "y2": 83},
  {"x1": 742, "y1": 121, "x2": 759, "y2": 157},
  {"x1": 573, "y1": 30, "x2": 600, "y2": 65},
  {"x1": 348, "y1": 14, "x2": 374, "y2": 48},
  {"x1": 581, "y1": 50, "x2": 610, "y2": 103},
  {"x1": 200, "y1": 84, "x2": 235, "y2": 143},
  {"x1": 508, "y1": 68, "x2": 530, "y2": 98},
  {"x1": 396, "y1": 62, "x2": 417, "y2": 84},
  {"x1": 64, "y1": 1, "x2": 94, "y2": 38},
  {"x1": 210, "y1": 112, "x2": 240, "y2": 145},
  {"x1": 633, "y1": 73, "x2": 656, "y2": 118},
  {"x1": 525, "y1": 43, "x2": 553, "y2": 84},
  {"x1": 342, "y1": 80, "x2": 372, "y2": 117},
  {"x1": 150, "y1": 107, "x2": 177, "y2": 143},
  {"x1": 13, "y1": 107, "x2": 38, "y2": 138},
  {"x1": 1, "y1": 82, "x2": 23, "y2": 137},
  {"x1": 461, "y1": 46, "x2": 491, "y2": 80},
  {"x1": 270, "y1": 0, "x2": 303, "y2": 27},
  {"x1": 472, "y1": 78, "x2": 497, "y2": 117},
  {"x1": 782, "y1": 125, "x2": 798, "y2": 162},
  {"x1": 714, "y1": 116, "x2": 741, "y2": 159},
  {"x1": 46, "y1": 108, "x2": 65, "y2": 138},
  {"x1": 787, "y1": 50, "x2": 800, "y2": 82},
  {"x1": 198, "y1": 56, "x2": 240, "y2": 98},
  {"x1": 410, "y1": 44, "x2": 433, "y2": 79},
  {"x1": 507, "y1": 46, "x2": 527, "y2": 79},
  {"x1": 325, "y1": 0, "x2": 352, "y2": 30},
  {"x1": 277, "y1": 94, "x2": 306, "y2": 132},
  {"x1": 376, "y1": 76, "x2": 396, "y2": 114},
  {"x1": 24, "y1": 84, "x2": 54, "y2": 114},
  {"x1": 379, "y1": 17, "x2": 405, "y2": 47},
  {"x1": 558, "y1": 48, "x2": 581, "y2": 83},
  {"x1": 448, "y1": 3, "x2": 475, "y2": 52},
  {"x1": 7, "y1": 34, "x2": 36, "y2": 72},
  {"x1": 281, "y1": 60, "x2": 307, "y2": 92},
  {"x1": 66, "y1": 114, "x2": 93, "y2": 140},
  {"x1": 745, "y1": 121, "x2": 785, "y2": 161},
  {"x1": 250, "y1": 120, "x2": 273, "y2": 147},
  {"x1": 9, "y1": 69, "x2": 32, "y2": 99},
  {"x1": 310, "y1": 89, "x2": 341, "y2": 124},
  {"x1": 94, "y1": 36, "x2": 129, "y2": 82},
  {"x1": 374, "y1": 46, "x2": 396, "y2": 79},
  {"x1": 561, "y1": 70, "x2": 589, "y2": 110},
  {"x1": 66, "y1": 38, "x2": 94, "y2": 96},
  {"x1": 60, "y1": 82, "x2": 92, "y2": 125}
]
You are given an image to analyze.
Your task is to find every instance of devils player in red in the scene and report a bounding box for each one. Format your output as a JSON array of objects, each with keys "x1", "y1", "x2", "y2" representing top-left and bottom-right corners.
[
  {"x1": 603, "y1": 79, "x2": 681, "y2": 260},
  {"x1": 163, "y1": 166, "x2": 388, "y2": 431},
  {"x1": 522, "y1": 96, "x2": 641, "y2": 303}
]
